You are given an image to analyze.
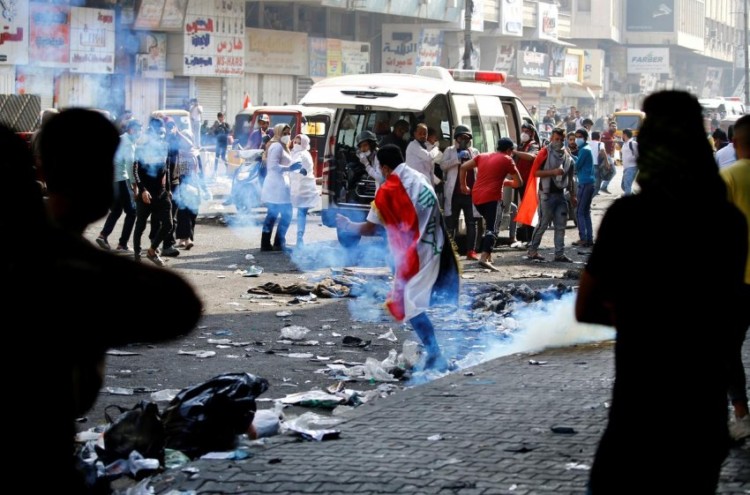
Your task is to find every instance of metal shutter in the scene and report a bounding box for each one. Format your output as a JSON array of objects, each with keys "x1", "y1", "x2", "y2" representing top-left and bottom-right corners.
[
  {"x1": 261, "y1": 74, "x2": 295, "y2": 106},
  {"x1": 296, "y1": 77, "x2": 314, "y2": 103},
  {"x1": 128, "y1": 78, "x2": 161, "y2": 124},
  {"x1": 166, "y1": 76, "x2": 190, "y2": 109},
  {"x1": 195, "y1": 77, "x2": 224, "y2": 123},
  {"x1": 0, "y1": 66, "x2": 14, "y2": 94}
]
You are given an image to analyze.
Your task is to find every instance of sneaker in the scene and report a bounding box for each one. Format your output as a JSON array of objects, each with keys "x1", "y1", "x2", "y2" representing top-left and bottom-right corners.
[
  {"x1": 116, "y1": 245, "x2": 132, "y2": 253},
  {"x1": 554, "y1": 254, "x2": 573, "y2": 263},
  {"x1": 95, "y1": 237, "x2": 111, "y2": 250},
  {"x1": 183, "y1": 240, "x2": 194, "y2": 251},
  {"x1": 161, "y1": 246, "x2": 181, "y2": 257},
  {"x1": 572, "y1": 240, "x2": 586, "y2": 246},
  {"x1": 730, "y1": 415, "x2": 750, "y2": 441},
  {"x1": 466, "y1": 250, "x2": 479, "y2": 260},
  {"x1": 146, "y1": 251, "x2": 166, "y2": 267}
]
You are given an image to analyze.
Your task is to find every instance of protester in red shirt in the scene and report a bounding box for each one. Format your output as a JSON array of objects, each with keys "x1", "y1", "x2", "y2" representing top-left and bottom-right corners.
[
  {"x1": 600, "y1": 120, "x2": 618, "y2": 157},
  {"x1": 459, "y1": 137, "x2": 522, "y2": 270}
]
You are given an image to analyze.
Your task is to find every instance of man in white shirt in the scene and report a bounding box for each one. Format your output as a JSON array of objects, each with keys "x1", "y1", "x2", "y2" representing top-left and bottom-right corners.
[
  {"x1": 716, "y1": 125, "x2": 737, "y2": 169},
  {"x1": 189, "y1": 98, "x2": 203, "y2": 149},
  {"x1": 620, "y1": 128, "x2": 639, "y2": 195},
  {"x1": 405, "y1": 123, "x2": 440, "y2": 184}
]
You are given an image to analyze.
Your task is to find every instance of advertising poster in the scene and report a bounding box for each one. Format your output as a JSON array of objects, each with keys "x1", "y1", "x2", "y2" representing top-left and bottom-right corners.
[
  {"x1": 133, "y1": 0, "x2": 165, "y2": 30},
  {"x1": 381, "y1": 25, "x2": 419, "y2": 73},
  {"x1": 160, "y1": 0, "x2": 187, "y2": 30},
  {"x1": 341, "y1": 40, "x2": 369, "y2": 75},
  {"x1": 493, "y1": 43, "x2": 516, "y2": 73},
  {"x1": 29, "y1": 3, "x2": 69, "y2": 67},
  {"x1": 309, "y1": 37, "x2": 327, "y2": 79},
  {"x1": 136, "y1": 32, "x2": 166, "y2": 74},
  {"x1": 626, "y1": 0, "x2": 674, "y2": 32},
  {"x1": 69, "y1": 7, "x2": 115, "y2": 74},
  {"x1": 327, "y1": 38, "x2": 342, "y2": 77},
  {"x1": 583, "y1": 49, "x2": 604, "y2": 87},
  {"x1": 537, "y1": 2, "x2": 558, "y2": 41},
  {"x1": 500, "y1": 0, "x2": 523, "y2": 37},
  {"x1": 516, "y1": 49, "x2": 548, "y2": 80},
  {"x1": 0, "y1": 0, "x2": 29, "y2": 65}
]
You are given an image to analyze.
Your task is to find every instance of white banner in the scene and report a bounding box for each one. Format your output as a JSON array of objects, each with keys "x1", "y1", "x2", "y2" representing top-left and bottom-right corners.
[
  {"x1": 0, "y1": 0, "x2": 29, "y2": 64},
  {"x1": 382, "y1": 25, "x2": 419, "y2": 73},
  {"x1": 627, "y1": 47, "x2": 669, "y2": 74},
  {"x1": 69, "y1": 8, "x2": 115, "y2": 74},
  {"x1": 537, "y1": 3, "x2": 558, "y2": 41},
  {"x1": 500, "y1": 0, "x2": 523, "y2": 37},
  {"x1": 245, "y1": 28, "x2": 307, "y2": 76},
  {"x1": 341, "y1": 40, "x2": 370, "y2": 75}
]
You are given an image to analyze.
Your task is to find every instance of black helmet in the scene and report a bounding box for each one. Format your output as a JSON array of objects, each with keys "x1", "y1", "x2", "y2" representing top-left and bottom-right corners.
[
  {"x1": 453, "y1": 125, "x2": 472, "y2": 139},
  {"x1": 356, "y1": 130, "x2": 377, "y2": 147}
]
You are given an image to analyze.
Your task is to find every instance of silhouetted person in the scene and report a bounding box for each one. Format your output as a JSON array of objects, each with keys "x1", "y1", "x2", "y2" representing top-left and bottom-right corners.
[
  {"x1": 575, "y1": 91, "x2": 747, "y2": 494},
  {"x1": 29, "y1": 110, "x2": 203, "y2": 492}
]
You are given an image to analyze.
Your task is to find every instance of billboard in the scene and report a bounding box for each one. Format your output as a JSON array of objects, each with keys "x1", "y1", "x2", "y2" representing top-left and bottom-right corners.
[
  {"x1": 627, "y1": 47, "x2": 670, "y2": 74},
  {"x1": 626, "y1": 0, "x2": 674, "y2": 32}
]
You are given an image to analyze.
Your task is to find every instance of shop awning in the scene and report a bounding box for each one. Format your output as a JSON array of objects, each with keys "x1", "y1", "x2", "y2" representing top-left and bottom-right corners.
[{"x1": 518, "y1": 79, "x2": 550, "y2": 89}]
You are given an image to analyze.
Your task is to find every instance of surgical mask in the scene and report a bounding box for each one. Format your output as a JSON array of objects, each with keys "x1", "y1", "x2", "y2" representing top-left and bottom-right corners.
[
  {"x1": 402, "y1": 133, "x2": 410, "y2": 142},
  {"x1": 520, "y1": 132, "x2": 530, "y2": 143},
  {"x1": 550, "y1": 141, "x2": 564, "y2": 152},
  {"x1": 457, "y1": 138, "x2": 470, "y2": 150},
  {"x1": 280, "y1": 135, "x2": 291, "y2": 145},
  {"x1": 357, "y1": 151, "x2": 369, "y2": 161},
  {"x1": 293, "y1": 144, "x2": 303, "y2": 152},
  {"x1": 575, "y1": 138, "x2": 585, "y2": 148}
]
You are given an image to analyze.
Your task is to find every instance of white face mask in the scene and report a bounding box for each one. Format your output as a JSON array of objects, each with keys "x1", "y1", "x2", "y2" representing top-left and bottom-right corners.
[
  {"x1": 280, "y1": 135, "x2": 291, "y2": 145},
  {"x1": 520, "y1": 132, "x2": 530, "y2": 143},
  {"x1": 293, "y1": 143, "x2": 303, "y2": 152},
  {"x1": 357, "y1": 151, "x2": 369, "y2": 160}
]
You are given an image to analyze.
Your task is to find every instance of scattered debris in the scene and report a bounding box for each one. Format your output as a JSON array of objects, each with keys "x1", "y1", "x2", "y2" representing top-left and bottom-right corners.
[
  {"x1": 178, "y1": 350, "x2": 217, "y2": 359},
  {"x1": 107, "y1": 349, "x2": 140, "y2": 356}
]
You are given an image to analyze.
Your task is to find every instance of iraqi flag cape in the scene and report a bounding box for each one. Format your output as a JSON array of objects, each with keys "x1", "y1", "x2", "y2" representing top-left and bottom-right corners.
[
  {"x1": 515, "y1": 146, "x2": 548, "y2": 227},
  {"x1": 372, "y1": 164, "x2": 460, "y2": 322}
]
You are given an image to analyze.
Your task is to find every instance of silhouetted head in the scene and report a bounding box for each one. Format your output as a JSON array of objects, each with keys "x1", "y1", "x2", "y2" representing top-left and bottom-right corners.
[
  {"x1": 38, "y1": 108, "x2": 120, "y2": 233},
  {"x1": 0, "y1": 124, "x2": 46, "y2": 232},
  {"x1": 376, "y1": 144, "x2": 404, "y2": 176},
  {"x1": 636, "y1": 91, "x2": 724, "y2": 201}
]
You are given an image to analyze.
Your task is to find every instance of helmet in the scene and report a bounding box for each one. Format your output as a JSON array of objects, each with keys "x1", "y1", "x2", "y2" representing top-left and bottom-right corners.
[
  {"x1": 453, "y1": 125, "x2": 472, "y2": 139},
  {"x1": 356, "y1": 130, "x2": 377, "y2": 147},
  {"x1": 258, "y1": 113, "x2": 270, "y2": 122}
]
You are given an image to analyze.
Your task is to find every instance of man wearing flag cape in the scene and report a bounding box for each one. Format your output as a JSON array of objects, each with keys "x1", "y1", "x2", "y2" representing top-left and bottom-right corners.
[
  {"x1": 336, "y1": 144, "x2": 460, "y2": 371},
  {"x1": 516, "y1": 128, "x2": 577, "y2": 262}
]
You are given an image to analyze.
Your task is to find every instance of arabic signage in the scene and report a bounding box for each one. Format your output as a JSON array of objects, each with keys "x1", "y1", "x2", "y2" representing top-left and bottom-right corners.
[
  {"x1": 183, "y1": 0, "x2": 245, "y2": 76},
  {"x1": 537, "y1": 2, "x2": 558, "y2": 41},
  {"x1": 382, "y1": 25, "x2": 419, "y2": 73},
  {"x1": 0, "y1": 0, "x2": 29, "y2": 65},
  {"x1": 70, "y1": 8, "x2": 115, "y2": 74},
  {"x1": 416, "y1": 29, "x2": 442, "y2": 68},
  {"x1": 29, "y1": 3, "x2": 69, "y2": 67},
  {"x1": 563, "y1": 49, "x2": 583, "y2": 83},
  {"x1": 160, "y1": 0, "x2": 187, "y2": 30},
  {"x1": 626, "y1": 0, "x2": 674, "y2": 32},
  {"x1": 321, "y1": 0, "x2": 461, "y2": 24},
  {"x1": 246, "y1": 28, "x2": 307, "y2": 76},
  {"x1": 516, "y1": 49, "x2": 548, "y2": 80},
  {"x1": 326, "y1": 38, "x2": 342, "y2": 77},
  {"x1": 500, "y1": 0, "x2": 523, "y2": 37},
  {"x1": 627, "y1": 47, "x2": 669, "y2": 74},
  {"x1": 493, "y1": 43, "x2": 516, "y2": 73},
  {"x1": 134, "y1": 0, "x2": 165, "y2": 30}
]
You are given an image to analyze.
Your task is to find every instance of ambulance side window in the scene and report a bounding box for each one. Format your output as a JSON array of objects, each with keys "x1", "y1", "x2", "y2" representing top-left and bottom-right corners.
[
  {"x1": 423, "y1": 95, "x2": 451, "y2": 149},
  {"x1": 476, "y1": 95, "x2": 509, "y2": 152},
  {"x1": 452, "y1": 94, "x2": 485, "y2": 152}
]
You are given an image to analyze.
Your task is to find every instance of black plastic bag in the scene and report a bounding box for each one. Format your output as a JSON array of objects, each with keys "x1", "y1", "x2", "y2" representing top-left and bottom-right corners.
[
  {"x1": 96, "y1": 400, "x2": 165, "y2": 465},
  {"x1": 162, "y1": 372, "x2": 269, "y2": 459}
]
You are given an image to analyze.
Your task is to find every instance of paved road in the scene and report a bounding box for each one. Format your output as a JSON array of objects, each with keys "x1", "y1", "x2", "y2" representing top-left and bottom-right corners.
[{"x1": 87, "y1": 167, "x2": 750, "y2": 494}]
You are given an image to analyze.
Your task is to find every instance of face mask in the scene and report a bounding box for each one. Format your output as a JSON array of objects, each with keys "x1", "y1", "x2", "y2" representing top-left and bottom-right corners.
[
  {"x1": 550, "y1": 141, "x2": 564, "y2": 152},
  {"x1": 575, "y1": 138, "x2": 585, "y2": 148},
  {"x1": 520, "y1": 132, "x2": 530, "y2": 143},
  {"x1": 293, "y1": 144, "x2": 303, "y2": 152},
  {"x1": 402, "y1": 133, "x2": 410, "y2": 142},
  {"x1": 357, "y1": 151, "x2": 369, "y2": 160},
  {"x1": 280, "y1": 135, "x2": 291, "y2": 145},
  {"x1": 457, "y1": 139, "x2": 470, "y2": 149}
]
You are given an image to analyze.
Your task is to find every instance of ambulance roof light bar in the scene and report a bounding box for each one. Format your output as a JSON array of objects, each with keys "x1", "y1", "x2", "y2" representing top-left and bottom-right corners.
[{"x1": 448, "y1": 69, "x2": 506, "y2": 84}]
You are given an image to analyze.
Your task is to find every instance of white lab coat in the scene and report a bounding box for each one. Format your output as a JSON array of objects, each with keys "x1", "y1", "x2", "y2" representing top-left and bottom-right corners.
[
  {"x1": 405, "y1": 139, "x2": 440, "y2": 184},
  {"x1": 439, "y1": 145, "x2": 480, "y2": 218},
  {"x1": 261, "y1": 142, "x2": 292, "y2": 204},
  {"x1": 290, "y1": 147, "x2": 319, "y2": 209}
]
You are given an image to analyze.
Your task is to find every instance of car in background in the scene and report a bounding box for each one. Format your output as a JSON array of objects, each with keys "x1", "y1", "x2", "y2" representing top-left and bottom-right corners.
[
  {"x1": 151, "y1": 109, "x2": 194, "y2": 140},
  {"x1": 232, "y1": 105, "x2": 334, "y2": 178}
]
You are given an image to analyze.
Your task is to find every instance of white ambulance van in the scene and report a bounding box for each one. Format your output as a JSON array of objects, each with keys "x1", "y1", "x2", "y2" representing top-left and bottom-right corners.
[{"x1": 299, "y1": 66, "x2": 534, "y2": 246}]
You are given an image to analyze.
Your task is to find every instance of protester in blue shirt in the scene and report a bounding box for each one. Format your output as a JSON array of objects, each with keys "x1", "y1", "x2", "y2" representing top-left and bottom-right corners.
[{"x1": 573, "y1": 128, "x2": 595, "y2": 248}]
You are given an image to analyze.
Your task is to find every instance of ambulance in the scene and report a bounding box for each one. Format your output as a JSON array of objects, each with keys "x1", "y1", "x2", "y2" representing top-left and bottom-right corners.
[{"x1": 299, "y1": 66, "x2": 534, "y2": 246}]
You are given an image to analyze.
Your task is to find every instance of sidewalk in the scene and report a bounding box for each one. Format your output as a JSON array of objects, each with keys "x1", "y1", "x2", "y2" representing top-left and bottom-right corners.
[{"x1": 141, "y1": 341, "x2": 749, "y2": 494}]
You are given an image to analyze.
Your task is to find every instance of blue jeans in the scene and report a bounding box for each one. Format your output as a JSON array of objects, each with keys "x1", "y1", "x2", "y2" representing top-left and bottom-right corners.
[
  {"x1": 529, "y1": 191, "x2": 568, "y2": 257},
  {"x1": 576, "y1": 183, "x2": 595, "y2": 243},
  {"x1": 621, "y1": 166, "x2": 638, "y2": 195},
  {"x1": 262, "y1": 202, "x2": 292, "y2": 247}
]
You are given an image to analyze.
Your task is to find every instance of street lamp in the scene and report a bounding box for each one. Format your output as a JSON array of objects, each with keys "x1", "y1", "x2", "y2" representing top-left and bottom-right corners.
[{"x1": 463, "y1": 0, "x2": 473, "y2": 70}]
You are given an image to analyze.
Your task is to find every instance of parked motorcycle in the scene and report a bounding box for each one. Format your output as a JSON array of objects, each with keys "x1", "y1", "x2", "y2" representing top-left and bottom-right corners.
[{"x1": 227, "y1": 149, "x2": 263, "y2": 214}]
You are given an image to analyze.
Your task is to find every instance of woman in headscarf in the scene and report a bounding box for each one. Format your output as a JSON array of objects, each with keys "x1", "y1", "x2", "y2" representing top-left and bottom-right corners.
[
  {"x1": 260, "y1": 123, "x2": 296, "y2": 251},
  {"x1": 290, "y1": 133, "x2": 318, "y2": 247},
  {"x1": 576, "y1": 91, "x2": 747, "y2": 494}
]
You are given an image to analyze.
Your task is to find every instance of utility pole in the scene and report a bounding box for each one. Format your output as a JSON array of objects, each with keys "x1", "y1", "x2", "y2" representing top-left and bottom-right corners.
[
  {"x1": 744, "y1": 0, "x2": 749, "y2": 107},
  {"x1": 463, "y1": 0, "x2": 473, "y2": 70}
]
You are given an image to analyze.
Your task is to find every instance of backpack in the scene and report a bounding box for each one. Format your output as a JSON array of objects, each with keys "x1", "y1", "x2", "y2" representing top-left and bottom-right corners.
[{"x1": 628, "y1": 140, "x2": 638, "y2": 159}]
